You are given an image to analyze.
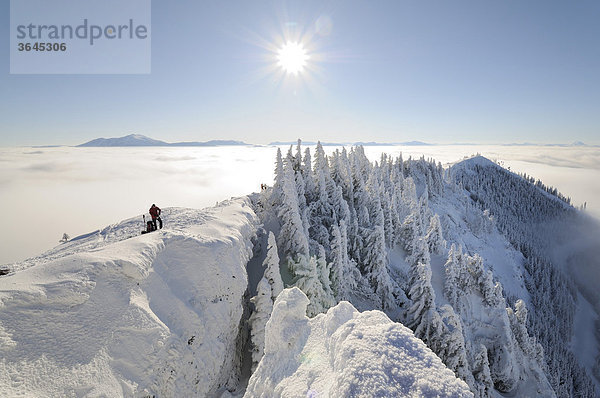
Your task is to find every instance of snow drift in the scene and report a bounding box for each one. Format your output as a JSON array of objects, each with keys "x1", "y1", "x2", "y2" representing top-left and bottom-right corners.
[
  {"x1": 0, "y1": 198, "x2": 258, "y2": 397},
  {"x1": 245, "y1": 287, "x2": 473, "y2": 398}
]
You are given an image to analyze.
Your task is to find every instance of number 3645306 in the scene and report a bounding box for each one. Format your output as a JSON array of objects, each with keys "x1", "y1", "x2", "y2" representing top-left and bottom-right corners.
[{"x1": 18, "y1": 43, "x2": 67, "y2": 51}]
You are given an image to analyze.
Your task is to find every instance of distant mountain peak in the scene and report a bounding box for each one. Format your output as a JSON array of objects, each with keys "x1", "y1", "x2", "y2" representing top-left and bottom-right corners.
[
  {"x1": 77, "y1": 134, "x2": 249, "y2": 147},
  {"x1": 77, "y1": 134, "x2": 167, "y2": 147},
  {"x1": 451, "y1": 154, "x2": 499, "y2": 169}
]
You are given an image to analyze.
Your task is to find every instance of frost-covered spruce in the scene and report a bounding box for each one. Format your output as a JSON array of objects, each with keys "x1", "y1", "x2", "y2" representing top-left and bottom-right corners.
[
  {"x1": 444, "y1": 244, "x2": 461, "y2": 308},
  {"x1": 293, "y1": 253, "x2": 334, "y2": 317},
  {"x1": 407, "y1": 261, "x2": 436, "y2": 329},
  {"x1": 508, "y1": 300, "x2": 535, "y2": 358},
  {"x1": 406, "y1": 235, "x2": 431, "y2": 267},
  {"x1": 249, "y1": 277, "x2": 273, "y2": 371},
  {"x1": 364, "y1": 225, "x2": 396, "y2": 309},
  {"x1": 249, "y1": 233, "x2": 285, "y2": 370},
  {"x1": 439, "y1": 305, "x2": 474, "y2": 389},
  {"x1": 263, "y1": 232, "x2": 284, "y2": 301},
  {"x1": 330, "y1": 221, "x2": 356, "y2": 301},
  {"x1": 472, "y1": 344, "x2": 494, "y2": 398},
  {"x1": 276, "y1": 154, "x2": 310, "y2": 264},
  {"x1": 425, "y1": 213, "x2": 446, "y2": 254}
]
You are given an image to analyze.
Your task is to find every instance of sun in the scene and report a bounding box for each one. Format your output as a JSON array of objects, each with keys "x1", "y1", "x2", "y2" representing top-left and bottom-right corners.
[{"x1": 277, "y1": 42, "x2": 309, "y2": 75}]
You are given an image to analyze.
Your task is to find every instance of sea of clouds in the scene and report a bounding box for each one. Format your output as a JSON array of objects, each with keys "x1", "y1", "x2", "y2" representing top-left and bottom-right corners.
[{"x1": 0, "y1": 144, "x2": 598, "y2": 265}]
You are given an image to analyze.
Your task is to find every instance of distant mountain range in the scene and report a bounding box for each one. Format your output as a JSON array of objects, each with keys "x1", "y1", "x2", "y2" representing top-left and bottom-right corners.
[
  {"x1": 77, "y1": 134, "x2": 249, "y2": 147},
  {"x1": 76, "y1": 135, "x2": 594, "y2": 148},
  {"x1": 501, "y1": 141, "x2": 594, "y2": 147}
]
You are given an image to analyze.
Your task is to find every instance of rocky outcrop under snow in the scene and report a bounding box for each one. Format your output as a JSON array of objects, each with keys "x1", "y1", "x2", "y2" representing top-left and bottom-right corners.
[{"x1": 0, "y1": 198, "x2": 258, "y2": 397}]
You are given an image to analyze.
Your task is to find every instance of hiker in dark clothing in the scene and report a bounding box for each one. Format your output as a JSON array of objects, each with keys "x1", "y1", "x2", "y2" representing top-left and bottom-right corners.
[{"x1": 149, "y1": 204, "x2": 162, "y2": 230}]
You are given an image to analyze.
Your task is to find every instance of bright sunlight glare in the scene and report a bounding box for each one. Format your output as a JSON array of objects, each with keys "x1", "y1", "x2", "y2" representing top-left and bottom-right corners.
[{"x1": 277, "y1": 42, "x2": 308, "y2": 75}]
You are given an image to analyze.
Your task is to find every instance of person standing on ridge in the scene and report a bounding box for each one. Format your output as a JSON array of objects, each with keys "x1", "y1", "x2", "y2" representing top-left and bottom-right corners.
[{"x1": 149, "y1": 204, "x2": 162, "y2": 230}]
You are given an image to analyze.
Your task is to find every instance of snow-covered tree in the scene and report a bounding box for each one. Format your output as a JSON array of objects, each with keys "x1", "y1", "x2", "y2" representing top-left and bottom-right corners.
[
  {"x1": 443, "y1": 244, "x2": 461, "y2": 308},
  {"x1": 414, "y1": 308, "x2": 445, "y2": 355},
  {"x1": 294, "y1": 252, "x2": 335, "y2": 317},
  {"x1": 406, "y1": 236, "x2": 431, "y2": 268},
  {"x1": 407, "y1": 261, "x2": 436, "y2": 329},
  {"x1": 398, "y1": 211, "x2": 423, "y2": 254},
  {"x1": 472, "y1": 344, "x2": 494, "y2": 398},
  {"x1": 439, "y1": 305, "x2": 474, "y2": 388},
  {"x1": 508, "y1": 300, "x2": 535, "y2": 358},
  {"x1": 263, "y1": 232, "x2": 284, "y2": 301},
  {"x1": 401, "y1": 177, "x2": 418, "y2": 211},
  {"x1": 277, "y1": 157, "x2": 310, "y2": 265},
  {"x1": 425, "y1": 214, "x2": 445, "y2": 255},
  {"x1": 271, "y1": 148, "x2": 284, "y2": 207},
  {"x1": 364, "y1": 225, "x2": 396, "y2": 309},
  {"x1": 303, "y1": 148, "x2": 316, "y2": 204},
  {"x1": 249, "y1": 232, "x2": 285, "y2": 370},
  {"x1": 330, "y1": 221, "x2": 356, "y2": 301},
  {"x1": 465, "y1": 253, "x2": 485, "y2": 291},
  {"x1": 249, "y1": 277, "x2": 273, "y2": 371},
  {"x1": 480, "y1": 270, "x2": 503, "y2": 308}
]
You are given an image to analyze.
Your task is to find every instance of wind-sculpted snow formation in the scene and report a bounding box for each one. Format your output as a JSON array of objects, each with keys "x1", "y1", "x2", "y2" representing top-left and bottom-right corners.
[
  {"x1": 245, "y1": 287, "x2": 473, "y2": 398},
  {"x1": 0, "y1": 198, "x2": 258, "y2": 397},
  {"x1": 250, "y1": 142, "x2": 598, "y2": 397}
]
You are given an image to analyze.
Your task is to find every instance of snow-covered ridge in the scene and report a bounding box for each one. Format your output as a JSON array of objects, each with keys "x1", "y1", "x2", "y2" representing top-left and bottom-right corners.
[
  {"x1": 0, "y1": 198, "x2": 259, "y2": 397},
  {"x1": 245, "y1": 287, "x2": 473, "y2": 398}
]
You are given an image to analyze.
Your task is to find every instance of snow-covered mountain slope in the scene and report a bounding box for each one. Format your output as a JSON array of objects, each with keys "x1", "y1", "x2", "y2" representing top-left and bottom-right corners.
[
  {"x1": 245, "y1": 287, "x2": 473, "y2": 398},
  {"x1": 0, "y1": 198, "x2": 259, "y2": 397},
  {"x1": 450, "y1": 155, "x2": 600, "y2": 396},
  {"x1": 252, "y1": 143, "x2": 597, "y2": 397}
]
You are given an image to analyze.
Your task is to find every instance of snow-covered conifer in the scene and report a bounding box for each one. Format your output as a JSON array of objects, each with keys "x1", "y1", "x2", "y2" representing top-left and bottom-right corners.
[
  {"x1": 294, "y1": 253, "x2": 334, "y2": 317},
  {"x1": 414, "y1": 308, "x2": 445, "y2": 355},
  {"x1": 249, "y1": 277, "x2": 273, "y2": 370},
  {"x1": 406, "y1": 236, "x2": 431, "y2": 268},
  {"x1": 481, "y1": 270, "x2": 503, "y2": 308},
  {"x1": 439, "y1": 305, "x2": 474, "y2": 388},
  {"x1": 263, "y1": 232, "x2": 284, "y2": 300},
  {"x1": 465, "y1": 254, "x2": 485, "y2": 291},
  {"x1": 509, "y1": 300, "x2": 535, "y2": 357},
  {"x1": 407, "y1": 262, "x2": 436, "y2": 329},
  {"x1": 402, "y1": 177, "x2": 418, "y2": 210},
  {"x1": 330, "y1": 221, "x2": 356, "y2": 301},
  {"x1": 271, "y1": 148, "x2": 284, "y2": 207},
  {"x1": 425, "y1": 214, "x2": 446, "y2": 255},
  {"x1": 316, "y1": 245, "x2": 335, "y2": 306},
  {"x1": 444, "y1": 244, "x2": 461, "y2": 308},
  {"x1": 303, "y1": 148, "x2": 316, "y2": 203},
  {"x1": 398, "y1": 212, "x2": 420, "y2": 253},
  {"x1": 277, "y1": 158, "x2": 310, "y2": 264},
  {"x1": 364, "y1": 225, "x2": 396, "y2": 309},
  {"x1": 472, "y1": 344, "x2": 494, "y2": 398}
]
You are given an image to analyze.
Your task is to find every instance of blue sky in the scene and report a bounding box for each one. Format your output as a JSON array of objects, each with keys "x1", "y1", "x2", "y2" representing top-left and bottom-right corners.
[{"x1": 1, "y1": 0, "x2": 599, "y2": 146}]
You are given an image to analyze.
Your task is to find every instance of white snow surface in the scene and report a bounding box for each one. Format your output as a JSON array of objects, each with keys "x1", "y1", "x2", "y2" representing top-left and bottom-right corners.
[
  {"x1": 245, "y1": 287, "x2": 473, "y2": 398},
  {"x1": 0, "y1": 197, "x2": 259, "y2": 397}
]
